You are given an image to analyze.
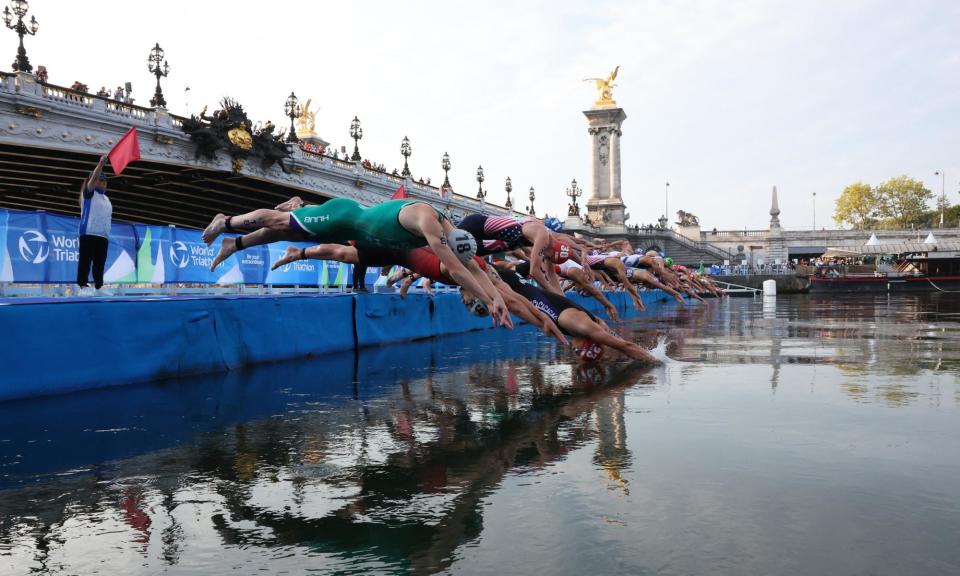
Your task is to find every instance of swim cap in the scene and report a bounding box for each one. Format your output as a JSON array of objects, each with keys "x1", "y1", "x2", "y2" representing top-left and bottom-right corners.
[
  {"x1": 552, "y1": 241, "x2": 570, "y2": 264},
  {"x1": 447, "y1": 229, "x2": 477, "y2": 263},
  {"x1": 575, "y1": 339, "x2": 605, "y2": 362},
  {"x1": 544, "y1": 217, "x2": 563, "y2": 232},
  {"x1": 466, "y1": 297, "x2": 489, "y2": 317},
  {"x1": 664, "y1": 257, "x2": 674, "y2": 266}
]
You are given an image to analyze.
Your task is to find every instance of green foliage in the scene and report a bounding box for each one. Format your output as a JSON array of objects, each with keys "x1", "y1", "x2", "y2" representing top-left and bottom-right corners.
[
  {"x1": 874, "y1": 175, "x2": 933, "y2": 228},
  {"x1": 834, "y1": 175, "x2": 935, "y2": 230},
  {"x1": 833, "y1": 182, "x2": 877, "y2": 229}
]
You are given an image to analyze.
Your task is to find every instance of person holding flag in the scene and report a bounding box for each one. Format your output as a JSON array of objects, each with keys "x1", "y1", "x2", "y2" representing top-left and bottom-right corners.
[
  {"x1": 76, "y1": 127, "x2": 139, "y2": 295},
  {"x1": 76, "y1": 155, "x2": 112, "y2": 294}
]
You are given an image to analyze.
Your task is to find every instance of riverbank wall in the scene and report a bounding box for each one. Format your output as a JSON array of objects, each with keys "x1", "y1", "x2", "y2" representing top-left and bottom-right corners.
[
  {"x1": 714, "y1": 274, "x2": 810, "y2": 293},
  {"x1": 0, "y1": 289, "x2": 682, "y2": 402}
]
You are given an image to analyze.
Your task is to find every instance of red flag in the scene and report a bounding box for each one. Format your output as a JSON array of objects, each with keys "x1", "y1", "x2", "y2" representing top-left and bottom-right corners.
[
  {"x1": 108, "y1": 127, "x2": 141, "y2": 175},
  {"x1": 391, "y1": 185, "x2": 409, "y2": 200}
]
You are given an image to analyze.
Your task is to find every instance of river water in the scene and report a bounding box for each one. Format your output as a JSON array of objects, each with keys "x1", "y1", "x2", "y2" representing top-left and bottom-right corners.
[{"x1": 1, "y1": 294, "x2": 958, "y2": 575}]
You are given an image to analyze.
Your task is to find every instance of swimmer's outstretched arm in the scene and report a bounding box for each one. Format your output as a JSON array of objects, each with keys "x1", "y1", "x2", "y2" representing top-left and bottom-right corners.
[
  {"x1": 525, "y1": 222, "x2": 553, "y2": 291},
  {"x1": 402, "y1": 204, "x2": 513, "y2": 328},
  {"x1": 559, "y1": 310, "x2": 658, "y2": 363},
  {"x1": 632, "y1": 269, "x2": 685, "y2": 304},
  {"x1": 568, "y1": 268, "x2": 620, "y2": 320},
  {"x1": 500, "y1": 285, "x2": 568, "y2": 347}
]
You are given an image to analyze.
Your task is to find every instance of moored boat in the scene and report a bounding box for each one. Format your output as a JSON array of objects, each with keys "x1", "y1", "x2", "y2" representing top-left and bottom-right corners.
[{"x1": 809, "y1": 240, "x2": 960, "y2": 293}]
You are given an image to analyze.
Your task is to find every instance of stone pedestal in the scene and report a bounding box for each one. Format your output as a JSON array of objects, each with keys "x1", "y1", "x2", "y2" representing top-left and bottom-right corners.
[
  {"x1": 583, "y1": 107, "x2": 628, "y2": 227},
  {"x1": 676, "y1": 224, "x2": 701, "y2": 242}
]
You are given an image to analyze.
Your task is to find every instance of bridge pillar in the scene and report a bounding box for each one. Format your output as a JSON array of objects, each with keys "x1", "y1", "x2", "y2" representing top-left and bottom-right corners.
[{"x1": 583, "y1": 106, "x2": 627, "y2": 227}]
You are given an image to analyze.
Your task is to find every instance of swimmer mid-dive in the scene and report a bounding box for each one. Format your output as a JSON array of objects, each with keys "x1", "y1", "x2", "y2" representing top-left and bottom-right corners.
[
  {"x1": 457, "y1": 213, "x2": 563, "y2": 293},
  {"x1": 463, "y1": 265, "x2": 659, "y2": 364},
  {"x1": 272, "y1": 243, "x2": 567, "y2": 343},
  {"x1": 202, "y1": 197, "x2": 513, "y2": 327}
]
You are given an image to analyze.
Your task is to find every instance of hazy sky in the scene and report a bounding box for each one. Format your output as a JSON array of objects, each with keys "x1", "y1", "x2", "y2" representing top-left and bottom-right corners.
[{"x1": 17, "y1": 0, "x2": 960, "y2": 229}]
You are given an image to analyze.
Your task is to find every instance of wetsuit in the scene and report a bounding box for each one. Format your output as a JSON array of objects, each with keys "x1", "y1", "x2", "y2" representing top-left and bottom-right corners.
[
  {"x1": 584, "y1": 253, "x2": 621, "y2": 277},
  {"x1": 355, "y1": 244, "x2": 486, "y2": 284},
  {"x1": 459, "y1": 214, "x2": 532, "y2": 256},
  {"x1": 622, "y1": 254, "x2": 652, "y2": 269},
  {"x1": 290, "y1": 198, "x2": 440, "y2": 249},
  {"x1": 494, "y1": 266, "x2": 595, "y2": 333}
]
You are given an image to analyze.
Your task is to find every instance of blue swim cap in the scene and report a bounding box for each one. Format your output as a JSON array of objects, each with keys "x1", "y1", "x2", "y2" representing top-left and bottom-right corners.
[{"x1": 544, "y1": 217, "x2": 563, "y2": 232}]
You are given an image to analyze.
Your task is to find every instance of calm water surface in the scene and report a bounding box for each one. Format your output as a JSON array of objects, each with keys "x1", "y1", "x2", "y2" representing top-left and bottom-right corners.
[{"x1": 1, "y1": 294, "x2": 958, "y2": 575}]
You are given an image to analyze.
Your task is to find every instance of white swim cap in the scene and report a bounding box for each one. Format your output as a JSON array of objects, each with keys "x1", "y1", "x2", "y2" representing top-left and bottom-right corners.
[
  {"x1": 467, "y1": 297, "x2": 489, "y2": 317},
  {"x1": 447, "y1": 229, "x2": 477, "y2": 263}
]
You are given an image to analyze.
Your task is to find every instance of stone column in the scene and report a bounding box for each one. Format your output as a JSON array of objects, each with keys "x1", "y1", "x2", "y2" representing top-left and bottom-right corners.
[
  {"x1": 766, "y1": 186, "x2": 788, "y2": 266},
  {"x1": 583, "y1": 107, "x2": 627, "y2": 226}
]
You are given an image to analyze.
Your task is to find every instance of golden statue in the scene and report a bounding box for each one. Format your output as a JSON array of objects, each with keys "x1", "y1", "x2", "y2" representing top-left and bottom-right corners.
[
  {"x1": 227, "y1": 126, "x2": 253, "y2": 150},
  {"x1": 296, "y1": 98, "x2": 317, "y2": 137},
  {"x1": 583, "y1": 65, "x2": 619, "y2": 107}
]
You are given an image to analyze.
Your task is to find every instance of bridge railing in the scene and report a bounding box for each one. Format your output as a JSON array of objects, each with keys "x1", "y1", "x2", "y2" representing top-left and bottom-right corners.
[{"x1": 1, "y1": 70, "x2": 513, "y2": 219}]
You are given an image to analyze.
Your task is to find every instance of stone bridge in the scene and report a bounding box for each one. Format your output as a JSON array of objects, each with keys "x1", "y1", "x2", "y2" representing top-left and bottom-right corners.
[{"x1": 0, "y1": 71, "x2": 509, "y2": 229}]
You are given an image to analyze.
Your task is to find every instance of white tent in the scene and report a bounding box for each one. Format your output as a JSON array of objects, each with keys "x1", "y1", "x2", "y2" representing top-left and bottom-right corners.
[
  {"x1": 865, "y1": 234, "x2": 879, "y2": 246},
  {"x1": 924, "y1": 232, "x2": 937, "y2": 244}
]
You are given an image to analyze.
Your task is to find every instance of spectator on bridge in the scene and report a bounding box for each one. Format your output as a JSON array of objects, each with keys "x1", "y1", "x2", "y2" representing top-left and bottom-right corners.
[
  {"x1": 113, "y1": 85, "x2": 125, "y2": 101},
  {"x1": 76, "y1": 155, "x2": 113, "y2": 295},
  {"x1": 36, "y1": 65, "x2": 48, "y2": 83}
]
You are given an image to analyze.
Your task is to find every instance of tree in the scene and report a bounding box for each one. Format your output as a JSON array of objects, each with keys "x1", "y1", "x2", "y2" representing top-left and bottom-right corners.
[
  {"x1": 833, "y1": 182, "x2": 877, "y2": 229},
  {"x1": 875, "y1": 175, "x2": 932, "y2": 228}
]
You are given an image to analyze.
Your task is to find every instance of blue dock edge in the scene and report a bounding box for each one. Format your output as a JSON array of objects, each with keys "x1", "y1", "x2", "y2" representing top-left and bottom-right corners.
[{"x1": 0, "y1": 289, "x2": 679, "y2": 401}]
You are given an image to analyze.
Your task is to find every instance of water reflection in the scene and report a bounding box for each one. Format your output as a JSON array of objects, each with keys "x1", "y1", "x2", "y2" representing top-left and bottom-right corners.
[
  {"x1": 1, "y1": 295, "x2": 959, "y2": 575},
  {"x1": 0, "y1": 326, "x2": 658, "y2": 574},
  {"x1": 671, "y1": 293, "x2": 960, "y2": 406}
]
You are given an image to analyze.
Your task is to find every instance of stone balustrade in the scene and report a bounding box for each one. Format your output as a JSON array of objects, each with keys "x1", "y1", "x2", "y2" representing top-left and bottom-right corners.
[{"x1": 0, "y1": 71, "x2": 510, "y2": 221}]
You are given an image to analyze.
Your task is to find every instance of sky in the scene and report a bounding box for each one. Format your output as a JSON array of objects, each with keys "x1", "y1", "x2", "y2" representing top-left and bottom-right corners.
[{"x1": 14, "y1": 0, "x2": 960, "y2": 229}]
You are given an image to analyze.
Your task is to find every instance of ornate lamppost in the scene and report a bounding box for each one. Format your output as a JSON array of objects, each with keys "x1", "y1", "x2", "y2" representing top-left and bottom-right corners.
[
  {"x1": 442, "y1": 152, "x2": 451, "y2": 189},
  {"x1": 505, "y1": 176, "x2": 513, "y2": 210},
  {"x1": 3, "y1": 0, "x2": 38, "y2": 73},
  {"x1": 400, "y1": 136, "x2": 412, "y2": 176},
  {"x1": 284, "y1": 92, "x2": 300, "y2": 143},
  {"x1": 476, "y1": 165, "x2": 485, "y2": 199},
  {"x1": 350, "y1": 116, "x2": 362, "y2": 160},
  {"x1": 566, "y1": 178, "x2": 582, "y2": 216},
  {"x1": 147, "y1": 43, "x2": 170, "y2": 108},
  {"x1": 527, "y1": 186, "x2": 536, "y2": 217}
]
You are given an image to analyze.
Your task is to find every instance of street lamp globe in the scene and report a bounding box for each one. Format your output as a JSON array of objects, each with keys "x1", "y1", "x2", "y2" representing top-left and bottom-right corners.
[
  {"x1": 400, "y1": 136, "x2": 412, "y2": 176},
  {"x1": 349, "y1": 116, "x2": 363, "y2": 160},
  {"x1": 284, "y1": 92, "x2": 300, "y2": 143},
  {"x1": 441, "y1": 152, "x2": 451, "y2": 188}
]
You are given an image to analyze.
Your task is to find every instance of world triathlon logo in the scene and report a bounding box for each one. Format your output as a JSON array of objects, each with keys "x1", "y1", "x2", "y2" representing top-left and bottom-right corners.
[
  {"x1": 168, "y1": 241, "x2": 190, "y2": 269},
  {"x1": 18, "y1": 230, "x2": 49, "y2": 264}
]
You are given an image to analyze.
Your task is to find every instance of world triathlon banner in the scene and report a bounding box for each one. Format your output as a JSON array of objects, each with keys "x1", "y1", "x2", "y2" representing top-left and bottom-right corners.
[{"x1": 0, "y1": 208, "x2": 354, "y2": 287}]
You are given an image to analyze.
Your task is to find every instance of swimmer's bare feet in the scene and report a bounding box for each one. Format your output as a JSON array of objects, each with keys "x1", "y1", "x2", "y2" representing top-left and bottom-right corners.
[
  {"x1": 203, "y1": 213, "x2": 227, "y2": 245},
  {"x1": 398, "y1": 275, "x2": 415, "y2": 298},
  {"x1": 210, "y1": 237, "x2": 237, "y2": 271},
  {"x1": 271, "y1": 245, "x2": 303, "y2": 270},
  {"x1": 274, "y1": 196, "x2": 304, "y2": 212}
]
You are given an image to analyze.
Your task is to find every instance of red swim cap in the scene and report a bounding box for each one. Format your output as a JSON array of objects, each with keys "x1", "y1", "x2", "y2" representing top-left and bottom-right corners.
[
  {"x1": 553, "y1": 241, "x2": 570, "y2": 264},
  {"x1": 576, "y1": 339, "x2": 605, "y2": 362}
]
